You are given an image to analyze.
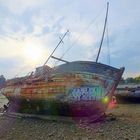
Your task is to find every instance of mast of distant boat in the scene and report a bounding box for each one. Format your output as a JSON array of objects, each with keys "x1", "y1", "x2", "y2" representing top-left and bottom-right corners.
[
  {"x1": 43, "y1": 30, "x2": 69, "y2": 66},
  {"x1": 96, "y1": 2, "x2": 109, "y2": 63}
]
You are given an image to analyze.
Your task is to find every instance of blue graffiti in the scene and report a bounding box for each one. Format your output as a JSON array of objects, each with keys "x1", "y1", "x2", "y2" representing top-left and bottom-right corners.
[{"x1": 69, "y1": 86, "x2": 105, "y2": 101}]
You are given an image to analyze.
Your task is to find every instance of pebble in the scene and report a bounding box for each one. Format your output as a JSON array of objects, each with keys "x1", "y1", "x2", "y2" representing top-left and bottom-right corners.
[{"x1": 0, "y1": 104, "x2": 139, "y2": 140}]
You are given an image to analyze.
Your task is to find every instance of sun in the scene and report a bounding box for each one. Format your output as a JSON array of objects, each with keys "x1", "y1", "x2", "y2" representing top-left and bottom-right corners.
[{"x1": 23, "y1": 43, "x2": 43, "y2": 61}]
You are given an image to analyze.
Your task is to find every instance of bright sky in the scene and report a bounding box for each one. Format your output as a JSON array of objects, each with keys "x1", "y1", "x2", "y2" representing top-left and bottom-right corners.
[{"x1": 0, "y1": 0, "x2": 140, "y2": 79}]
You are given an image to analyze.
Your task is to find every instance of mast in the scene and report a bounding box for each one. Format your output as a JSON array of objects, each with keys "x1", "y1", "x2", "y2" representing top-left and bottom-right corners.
[
  {"x1": 96, "y1": 2, "x2": 109, "y2": 63},
  {"x1": 43, "y1": 30, "x2": 69, "y2": 66}
]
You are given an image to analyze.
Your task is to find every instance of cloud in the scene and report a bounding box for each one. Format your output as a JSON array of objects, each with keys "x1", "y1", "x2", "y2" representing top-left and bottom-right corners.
[
  {"x1": 70, "y1": 32, "x2": 96, "y2": 47},
  {"x1": 0, "y1": 0, "x2": 47, "y2": 14},
  {"x1": 102, "y1": 23, "x2": 140, "y2": 78},
  {"x1": 0, "y1": 34, "x2": 53, "y2": 78}
]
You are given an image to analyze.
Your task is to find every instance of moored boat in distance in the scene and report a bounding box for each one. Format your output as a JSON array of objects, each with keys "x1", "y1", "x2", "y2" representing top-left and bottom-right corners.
[{"x1": 115, "y1": 84, "x2": 140, "y2": 103}]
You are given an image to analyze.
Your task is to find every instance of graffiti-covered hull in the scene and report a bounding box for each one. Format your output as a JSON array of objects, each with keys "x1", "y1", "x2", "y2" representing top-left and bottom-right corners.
[{"x1": 1, "y1": 61, "x2": 124, "y2": 120}]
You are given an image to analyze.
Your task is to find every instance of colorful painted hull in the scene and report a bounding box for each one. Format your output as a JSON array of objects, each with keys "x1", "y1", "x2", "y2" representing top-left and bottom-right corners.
[{"x1": 1, "y1": 61, "x2": 124, "y2": 120}]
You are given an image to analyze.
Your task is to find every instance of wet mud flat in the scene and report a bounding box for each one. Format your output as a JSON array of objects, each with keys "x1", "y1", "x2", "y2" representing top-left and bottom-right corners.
[{"x1": 0, "y1": 104, "x2": 140, "y2": 140}]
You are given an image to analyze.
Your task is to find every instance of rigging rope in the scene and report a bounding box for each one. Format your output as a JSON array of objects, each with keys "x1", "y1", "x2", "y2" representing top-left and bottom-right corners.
[
  {"x1": 54, "y1": 4, "x2": 106, "y2": 66},
  {"x1": 106, "y1": 16, "x2": 110, "y2": 65}
]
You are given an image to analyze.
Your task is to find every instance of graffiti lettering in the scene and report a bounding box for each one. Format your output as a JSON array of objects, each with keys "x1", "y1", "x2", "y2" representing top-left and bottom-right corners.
[{"x1": 68, "y1": 86, "x2": 105, "y2": 101}]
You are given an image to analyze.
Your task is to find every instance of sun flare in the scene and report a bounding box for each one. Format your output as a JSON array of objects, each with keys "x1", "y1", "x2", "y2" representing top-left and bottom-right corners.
[{"x1": 23, "y1": 43, "x2": 43, "y2": 61}]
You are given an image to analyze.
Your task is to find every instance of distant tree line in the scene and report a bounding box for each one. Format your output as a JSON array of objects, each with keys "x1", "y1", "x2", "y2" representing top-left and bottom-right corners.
[{"x1": 120, "y1": 76, "x2": 140, "y2": 84}]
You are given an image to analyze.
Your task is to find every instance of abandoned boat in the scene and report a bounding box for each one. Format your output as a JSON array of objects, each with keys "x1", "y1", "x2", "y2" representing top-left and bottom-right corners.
[
  {"x1": 115, "y1": 84, "x2": 140, "y2": 103},
  {"x1": 0, "y1": 2, "x2": 124, "y2": 121}
]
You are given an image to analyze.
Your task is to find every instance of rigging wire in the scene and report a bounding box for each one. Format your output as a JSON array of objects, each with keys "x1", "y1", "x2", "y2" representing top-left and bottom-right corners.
[
  {"x1": 106, "y1": 19, "x2": 110, "y2": 65},
  {"x1": 13, "y1": 4, "x2": 107, "y2": 77},
  {"x1": 54, "y1": 4, "x2": 107, "y2": 66}
]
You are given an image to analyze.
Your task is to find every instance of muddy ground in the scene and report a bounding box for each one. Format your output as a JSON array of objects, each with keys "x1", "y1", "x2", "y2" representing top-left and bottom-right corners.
[{"x1": 0, "y1": 104, "x2": 140, "y2": 140}]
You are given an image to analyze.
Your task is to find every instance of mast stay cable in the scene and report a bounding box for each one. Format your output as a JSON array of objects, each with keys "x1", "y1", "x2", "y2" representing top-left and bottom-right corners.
[
  {"x1": 54, "y1": 4, "x2": 106, "y2": 66},
  {"x1": 106, "y1": 18, "x2": 110, "y2": 65}
]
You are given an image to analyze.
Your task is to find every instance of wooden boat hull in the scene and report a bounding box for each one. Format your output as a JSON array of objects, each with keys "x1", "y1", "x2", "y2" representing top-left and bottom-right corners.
[{"x1": 1, "y1": 61, "x2": 124, "y2": 120}]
